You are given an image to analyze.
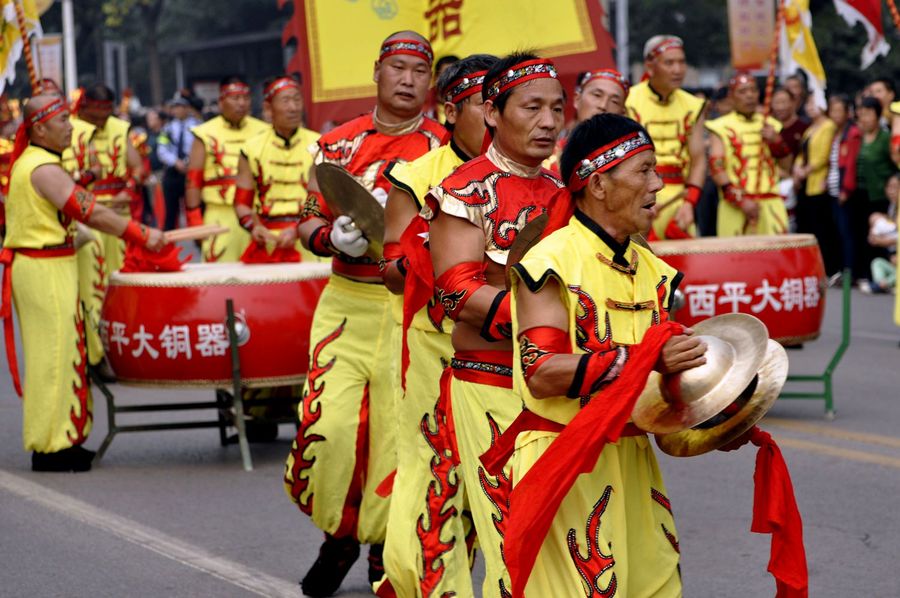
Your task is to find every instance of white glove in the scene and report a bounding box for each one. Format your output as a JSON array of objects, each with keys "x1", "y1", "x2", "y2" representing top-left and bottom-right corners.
[
  {"x1": 330, "y1": 215, "x2": 369, "y2": 257},
  {"x1": 372, "y1": 187, "x2": 388, "y2": 208}
]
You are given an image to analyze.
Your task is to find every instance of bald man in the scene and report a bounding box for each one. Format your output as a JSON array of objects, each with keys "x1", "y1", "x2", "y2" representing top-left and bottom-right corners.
[
  {"x1": 2, "y1": 95, "x2": 163, "y2": 472},
  {"x1": 284, "y1": 30, "x2": 446, "y2": 596}
]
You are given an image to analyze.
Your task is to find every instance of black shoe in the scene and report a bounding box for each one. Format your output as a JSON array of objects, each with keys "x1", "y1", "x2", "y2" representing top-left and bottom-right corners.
[
  {"x1": 367, "y1": 543, "x2": 385, "y2": 585},
  {"x1": 300, "y1": 534, "x2": 360, "y2": 597},
  {"x1": 244, "y1": 420, "x2": 279, "y2": 443},
  {"x1": 32, "y1": 445, "x2": 95, "y2": 472}
]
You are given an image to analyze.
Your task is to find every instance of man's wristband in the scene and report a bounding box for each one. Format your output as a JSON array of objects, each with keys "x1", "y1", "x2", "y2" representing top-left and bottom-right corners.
[
  {"x1": 121, "y1": 220, "x2": 149, "y2": 246},
  {"x1": 309, "y1": 224, "x2": 336, "y2": 257},
  {"x1": 238, "y1": 213, "x2": 255, "y2": 232},
  {"x1": 721, "y1": 183, "x2": 742, "y2": 206},
  {"x1": 185, "y1": 206, "x2": 203, "y2": 227},
  {"x1": 685, "y1": 183, "x2": 702, "y2": 206}
]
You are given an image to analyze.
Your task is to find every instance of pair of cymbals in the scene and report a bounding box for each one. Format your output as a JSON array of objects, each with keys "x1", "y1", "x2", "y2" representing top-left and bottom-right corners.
[
  {"x1": 315, "y1": 163, "x2": 385, "y2": 259},
  {"x1": 632, "y1": 313, "x2": 788, "y2": 456}
]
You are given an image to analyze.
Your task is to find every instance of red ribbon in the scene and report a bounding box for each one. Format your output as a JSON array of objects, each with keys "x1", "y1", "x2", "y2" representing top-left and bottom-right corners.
[
  {"x1": 749, "y1": 427, "x2": 809, "y2": 597},
  {"x1": 398, "y1": 213, "x2": 436, "y2": 389},
  {"x1": 504, "y1": 321, "x2": 681, "y2": 597},
  {"x1": 0, "y1": 248, "x2": 21, "y2": 396}
]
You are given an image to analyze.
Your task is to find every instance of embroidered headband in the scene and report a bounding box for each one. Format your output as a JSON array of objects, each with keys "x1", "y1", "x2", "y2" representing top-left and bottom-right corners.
[
  {"x1": 577, "y1": 69, "x2": 630, "y2": 97},
  {"x1": 81, "y1": 98, "x2": 114, "y2": 109},
  {"x1": 220, "y1": 82, "x2": 250, "y2": 98},
  {"x1": 379, "y1": 38, "x2": 434, "y2": 66},
  {"x1": 568, "y1": 131, "x2": 654, "y2": 191},
  {"x1": 27, "y1": 97, "x2": 67, "y2": 128},
  {"x1": 645, "y1": 36, "x2": 684, "y2": 61},
  {"x1": 264, "y1": 77, "x2": 301, "y2": 102},
  {"x1": 484, "y1": 58, "x2": 559, "y2": 103},
  {"x1": 443, "y1": 70, "x2": 488, "y2": 104},
  {"x1": 728, "y1": 71, "x2": 756, "y2": 91}
]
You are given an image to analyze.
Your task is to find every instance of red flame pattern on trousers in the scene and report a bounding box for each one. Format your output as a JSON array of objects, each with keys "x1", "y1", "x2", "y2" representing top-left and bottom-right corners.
[
  {"x1": 285, "y1": 318, "x2": 346, "y2": 514},
  {"x1": 416, "y1": 404, "x2": 461, "y2": 598},
  {"x1": 567, "y1": 485, "x2": 617, "y2": 597},
  {"x1": 67, "y1": 301, "x2": 92, "y2": 445}
]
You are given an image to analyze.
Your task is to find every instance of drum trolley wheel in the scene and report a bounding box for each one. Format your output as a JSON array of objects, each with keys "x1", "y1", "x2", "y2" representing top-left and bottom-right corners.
[
  {"x1": 90, "y1": 298, "x2": 300, "y2": 471},
  {"x1": 778, "y1": 269, "x2": 852, "y2": 419}
]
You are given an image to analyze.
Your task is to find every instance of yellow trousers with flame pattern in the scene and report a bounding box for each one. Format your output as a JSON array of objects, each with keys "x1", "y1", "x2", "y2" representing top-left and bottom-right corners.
[
  {"x1": 512, "y1": 432, "x2": 681, "y2": 597},
  {"x1": 450, "y1": 373, "x2": 521, "y2": 598},
  {"x1": 382, "y1": 327, "x2": 475, "y2": 598},
  {"x1": 13, "y1": 253, "x2": 93, "y2": 453},
  {"x1": 284, "y1": 275, "x2": 396, "y2": 545}
]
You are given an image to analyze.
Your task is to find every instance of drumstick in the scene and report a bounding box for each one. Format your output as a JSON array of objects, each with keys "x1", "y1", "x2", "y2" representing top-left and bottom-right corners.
[{"x1": 163, "y1": 225, "x2": 230, "y2": 243}]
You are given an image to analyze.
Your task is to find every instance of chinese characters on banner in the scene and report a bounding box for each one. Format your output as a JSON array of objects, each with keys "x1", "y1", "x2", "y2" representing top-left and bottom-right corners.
[
  {"x1": 424, "y1": 0, "x2": 463, "y2": 43},
  {"x1": 279, "y1": 0, "x2": 614, "y2": 129},
  {"x1": 100, "y1": 321, "x2": 231, "y2": 361},
  {"x1": 682, "y1": 276, "x2": 820, "y2": 319},
  {"x1": 727, "y1": 0, "x2": 774, "y2": 70}
]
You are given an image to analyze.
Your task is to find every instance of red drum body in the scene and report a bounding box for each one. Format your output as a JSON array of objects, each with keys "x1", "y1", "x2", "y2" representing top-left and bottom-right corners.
[
  {"x1": 651, "y1": 234, "x2": 826, "y2": 344},
  {"x1": 100, "y1": 262, "x2": 331, "y2": 386}
]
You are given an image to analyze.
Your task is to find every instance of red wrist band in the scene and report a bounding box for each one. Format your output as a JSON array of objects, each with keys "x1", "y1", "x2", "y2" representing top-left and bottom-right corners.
[
  {"x1": 569, "y1": 345, "x2": 629, "y2": 399},
  {"x1": 186, "y1": 169, "x2": 204, "y2": 189},
  {"x1": 234, "y1": 187, "x2": 254, "y2": 208},
  {"x1": 238, "y1": 213, "x2": 255, "y2": 232},
  {"x1": 309, "y1": 224, "x2": 335, "y2": 256},
  {"x1": 685, "y1": 184, "x2": 702, "y2": 206},
  {"x1": 185, "y1": 206, "x2": 203, "y2": 227},
  {"x1": 722, "y1": 183, "x2": 742, "y2": 206},
  {"x1": 519, "y1": 326, "x2": 570, "y2": 384},
  {"x1": 62, "y1": 185, "x2": 96, "y2": 224},
  {"x1": 121, "y1": 220, "x2": 149, "y2": 246}
]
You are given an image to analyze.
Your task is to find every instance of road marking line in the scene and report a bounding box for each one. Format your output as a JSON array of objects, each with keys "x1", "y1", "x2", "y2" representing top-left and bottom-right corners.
[
  {"x1": 0, "y1": 469, "x2": 299, "y2": 597},
  {"x1": 775, "y1": 437, "x2": 900, "y2": 470},
  {"x1": 766, "y1": 418, "x2": 900, "y2": 450}
]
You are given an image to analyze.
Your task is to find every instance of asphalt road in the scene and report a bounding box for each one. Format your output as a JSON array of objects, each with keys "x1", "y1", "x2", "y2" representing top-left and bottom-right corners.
[{"x1": 1, "y1": 285, "x2": 899, "y2": 597}]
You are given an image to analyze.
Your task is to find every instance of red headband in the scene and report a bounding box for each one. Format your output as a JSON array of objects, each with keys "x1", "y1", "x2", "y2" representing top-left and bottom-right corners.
[
  {"x1": 567, "y1": 131, "x2": 654, "y2": 191},
  {"x1": 485, "y1": 58, "x2": 559, "y2": 103},
  {"x1": 264, "y1": 77, "x2": 300, "y2": 102},
  {"x1": 443, "y1": 70, "x2": 488, "y2": 104},
  {"x1": 646, "y1": 37, "x2": 683, "y2": 61},
  {"x1": 220, "y1": 82, "x2": 250, "y2": 98},
  {"x1": 27, "y1": 97, "x2": 67, "y2": 128},
  {"x1": 82, "y1": 98, "x2": 114, "y2": 109},
  {"x1": 578, "y1": 69, "x2": 630, "y2": 98},
  {"x1": 729, "y1": 72, "x2": 756, "y2": 91},
  {"x1": 379, "y1": 38, "x2": 434, "y2": 66}
]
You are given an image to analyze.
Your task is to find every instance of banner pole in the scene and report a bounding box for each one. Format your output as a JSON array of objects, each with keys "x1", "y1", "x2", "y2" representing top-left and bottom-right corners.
[
  {"x1": 13, "y1": 0, "x2": 39, "y2": 91},
  {"x1": 756, "y1": 0, "x2": 785, "y2": 195},
  {"x1": 886, "y1": 0, "x2": 900, "y2": 31}
]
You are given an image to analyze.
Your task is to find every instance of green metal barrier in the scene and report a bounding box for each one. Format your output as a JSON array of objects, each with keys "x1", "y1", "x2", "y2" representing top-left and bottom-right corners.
[{"x1": 778, "y1": 269, "x2": 852, "y2": 419}]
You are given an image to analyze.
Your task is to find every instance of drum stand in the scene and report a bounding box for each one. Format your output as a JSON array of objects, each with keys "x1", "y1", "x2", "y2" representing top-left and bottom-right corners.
[
  {"x1": 779, "y1": 270, "x2": 852, "y2": 419},
  {"x1": 91, "y1": 299, "x2": 298, "y2": 471}
]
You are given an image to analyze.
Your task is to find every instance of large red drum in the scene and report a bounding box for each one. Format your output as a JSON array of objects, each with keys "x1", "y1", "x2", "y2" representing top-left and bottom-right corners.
[
  {"x1": 651, "y1": 234, "x2": 826, "y2": 344},
  {"x1": 100, "y1": 262, "x2": 330, "y2": 387}
]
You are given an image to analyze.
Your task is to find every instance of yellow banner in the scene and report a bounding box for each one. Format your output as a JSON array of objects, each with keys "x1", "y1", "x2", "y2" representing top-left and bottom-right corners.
[
  {"x1": 727, "y1": 0, "x2": 774, "y2": 70},
  {"x1": 305, "y1": 0, "x2": 599, "y2": 104}
]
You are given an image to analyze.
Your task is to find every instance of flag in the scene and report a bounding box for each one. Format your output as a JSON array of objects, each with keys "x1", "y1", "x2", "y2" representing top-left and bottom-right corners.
[
  {"x1": 780, "y1": 0, "x2": 826, "y2": 108},
  {"x1": 279, "y1": 0, "x2": 615, "y2": 129},
  {"x1": 0, "y1": 0, "x2": 43, "y2": 95},
  {"x1": 833, "y1": 0, "x2": 890, "y2": 69}
]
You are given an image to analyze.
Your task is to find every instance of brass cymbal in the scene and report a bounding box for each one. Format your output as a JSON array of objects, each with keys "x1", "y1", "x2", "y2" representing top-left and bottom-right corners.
[
  {"x1": 315, "y1": 163, "x2": 385, "y2": 258},
  {"x1": 632, "y1": 313, "x2": 769, "y2": 434},
  {"x1": 655, "y1": 340, "x2": 788, "y2": 457}
]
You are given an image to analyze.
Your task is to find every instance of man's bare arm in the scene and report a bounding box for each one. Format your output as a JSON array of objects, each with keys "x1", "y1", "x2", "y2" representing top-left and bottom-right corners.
[{"x1": 430, "y1": 210, "x2": 501, "y2": 329}]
